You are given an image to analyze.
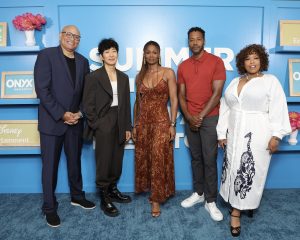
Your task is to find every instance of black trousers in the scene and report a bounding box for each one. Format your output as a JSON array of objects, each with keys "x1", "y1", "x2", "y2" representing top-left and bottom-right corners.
[
  {"x1": 94, "y1": 107, "x2": 125, "y2": 189},
  {"x1": 185, "y1": 115, "x2": 219, "y2": 203},
  {"x1": 40, "y1": 128, "x2": 85, "y2": 214}
]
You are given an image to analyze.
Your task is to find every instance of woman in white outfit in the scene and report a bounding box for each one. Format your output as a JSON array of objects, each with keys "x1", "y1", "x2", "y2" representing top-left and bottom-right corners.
[{"x1": 217, "y1": 44, "x2": 291, "y2": 237}]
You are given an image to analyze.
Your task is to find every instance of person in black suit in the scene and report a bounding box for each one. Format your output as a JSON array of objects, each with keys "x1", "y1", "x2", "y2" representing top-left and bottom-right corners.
[
  {"x1": 34, "y1": 25, "x2": 95, "y2": 228},
  {"x1": 82, "y1": 38, "x2": 132, "y2": 217}
]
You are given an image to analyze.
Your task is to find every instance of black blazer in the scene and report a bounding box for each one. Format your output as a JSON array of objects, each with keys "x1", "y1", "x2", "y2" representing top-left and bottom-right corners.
[
  {"x1": 82, "y1": 66, "x2": 131, "y2": 143},
  {"x1": 34, "y1": 46, "x2": 89, "y2": 136}
]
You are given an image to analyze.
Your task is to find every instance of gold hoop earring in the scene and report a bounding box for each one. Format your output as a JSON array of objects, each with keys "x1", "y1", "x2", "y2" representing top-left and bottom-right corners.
[
  {"x1": 143, "y1": 57, "x2": 146, "y2": 65},
  {"x1": 159, "y1": 57, "x2": 161, "y2": 65}
]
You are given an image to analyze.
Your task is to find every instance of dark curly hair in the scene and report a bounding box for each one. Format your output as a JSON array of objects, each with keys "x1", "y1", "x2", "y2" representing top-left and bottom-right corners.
[
  {"x1": 98, "y1": 38, "x2": 119, "y2": 56},
  {"x1": 236, "y1": 44, "x2": 269, "y2": 75}
]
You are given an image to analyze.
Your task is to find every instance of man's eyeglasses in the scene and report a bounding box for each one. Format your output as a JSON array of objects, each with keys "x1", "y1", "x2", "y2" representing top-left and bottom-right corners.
[{"x1": 62, "y1": 31, "x2": 81, "y2": 41}]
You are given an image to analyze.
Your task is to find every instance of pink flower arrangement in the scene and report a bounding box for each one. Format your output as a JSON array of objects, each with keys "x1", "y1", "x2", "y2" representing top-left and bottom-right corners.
[
  {"x1": 289, "y1": 112, "x2": 300, "y2": 132},
  {"x1": 12, "y1": 13, "x2": 46, "y2": 31}
]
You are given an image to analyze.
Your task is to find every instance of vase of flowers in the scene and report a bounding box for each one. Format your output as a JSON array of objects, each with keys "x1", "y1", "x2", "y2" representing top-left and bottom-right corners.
[
  {"x1": 24, "y1": 30, "x2": 36, "y2": 46},
  {"x1": 12, "y1": 13, "x2": 46, "y2": 46},
  {"x1": 288, "y1": 112, "x2": 300, "y2": 145}
]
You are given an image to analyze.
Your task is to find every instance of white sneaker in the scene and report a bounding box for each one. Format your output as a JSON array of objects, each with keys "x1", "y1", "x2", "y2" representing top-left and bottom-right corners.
[
  {"x1": 181, "y1": 192, "x2": 204, "y2": 208},
  {"x1": 205, "y1": 202, "x2": 223, "y2": 221}
]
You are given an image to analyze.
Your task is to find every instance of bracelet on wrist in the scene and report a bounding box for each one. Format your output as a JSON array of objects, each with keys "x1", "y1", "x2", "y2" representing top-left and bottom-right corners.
[
  {"x1": 272, "y1": 136, "x2": 281, "y2": 141},
  {"x1": 170, "y1": 121, "x2": 176, "y2": 127}
]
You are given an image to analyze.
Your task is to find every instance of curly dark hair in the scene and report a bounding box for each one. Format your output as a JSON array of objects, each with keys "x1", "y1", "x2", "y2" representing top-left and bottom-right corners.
[
  {"x1": 98, "y1": 38, "x2": 119, "y2": 56},
  {"x1": 236, "y1": 44, "x2": 269, "y2": 75}
]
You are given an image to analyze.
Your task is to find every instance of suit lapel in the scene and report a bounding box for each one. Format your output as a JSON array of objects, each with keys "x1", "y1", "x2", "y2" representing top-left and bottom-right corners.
[
  {"x1": 98, "y1": 67, "x2": 113, "y2": 97},
  {"x1": 58, "y1": 46, "x2": 75, "y2": 88}
]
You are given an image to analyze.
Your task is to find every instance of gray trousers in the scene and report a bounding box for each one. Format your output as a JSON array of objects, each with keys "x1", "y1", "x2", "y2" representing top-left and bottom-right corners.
[{"x1": 185, "y1": 115, "x2": 218, "y2": 203}]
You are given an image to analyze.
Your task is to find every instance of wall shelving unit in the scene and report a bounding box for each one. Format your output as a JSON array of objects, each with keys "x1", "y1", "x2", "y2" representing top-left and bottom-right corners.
[{"x1": 0, "y1": 46, "x2": 40, "y2": 155}]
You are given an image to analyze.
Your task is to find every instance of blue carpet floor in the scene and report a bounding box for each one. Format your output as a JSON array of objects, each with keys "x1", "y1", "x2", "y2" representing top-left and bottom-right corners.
[{"x1": 0, "y1": 189, "x2": 299, "y2": 240}]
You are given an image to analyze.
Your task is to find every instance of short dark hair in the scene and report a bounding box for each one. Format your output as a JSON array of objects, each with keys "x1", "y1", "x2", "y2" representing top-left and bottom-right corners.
[
  {"x1": 98, "y1": 38, "x2": 119, "y2": 55},
  {"x1": 236, "y1": 44, "x2": 269, "y2": 75},
  {"x1": 188, "y1": 27, "x2": 205, "y2": 39}
]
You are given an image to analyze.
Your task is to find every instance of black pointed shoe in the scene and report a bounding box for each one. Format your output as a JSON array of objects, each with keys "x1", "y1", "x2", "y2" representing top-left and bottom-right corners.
[{"x1": 108, "y1": 185, "x2": 132, "y2": 203}]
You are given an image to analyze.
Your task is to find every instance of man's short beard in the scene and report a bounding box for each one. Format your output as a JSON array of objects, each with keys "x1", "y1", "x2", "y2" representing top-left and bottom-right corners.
[{"x1": 192, "y1": 46, "x2": 204, "y2": 56}]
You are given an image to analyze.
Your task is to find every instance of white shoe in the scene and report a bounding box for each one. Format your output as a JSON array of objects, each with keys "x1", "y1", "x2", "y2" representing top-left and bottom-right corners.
[
  {"x1": 181, "y1": 192, "x2": 204, "y2": 208},
  {"x1": 205, "y1": 202, "x2": 223, "y2": 221}
]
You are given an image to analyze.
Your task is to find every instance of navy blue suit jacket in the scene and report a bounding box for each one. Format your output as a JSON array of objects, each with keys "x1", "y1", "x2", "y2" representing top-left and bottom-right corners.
[{"x1": 34, "y1": 46, "x2": 90, "y2": 136}]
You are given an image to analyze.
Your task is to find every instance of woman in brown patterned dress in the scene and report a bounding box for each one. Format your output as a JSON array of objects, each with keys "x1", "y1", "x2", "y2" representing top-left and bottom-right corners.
[{"x1": 132, "y1": 41, "x2": 178, "y2": 217}]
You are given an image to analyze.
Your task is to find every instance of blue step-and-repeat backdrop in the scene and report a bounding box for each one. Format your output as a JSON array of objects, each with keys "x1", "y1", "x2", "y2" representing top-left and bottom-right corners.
[{"x1": 0, "y1": 0, "x2": 299, "y2": 193}]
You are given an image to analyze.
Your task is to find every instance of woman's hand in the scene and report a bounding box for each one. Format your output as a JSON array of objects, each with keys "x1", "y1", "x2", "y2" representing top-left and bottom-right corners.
[
  {"x1": 218, "y1": 139, "x2": 227, "y2": 149},
  {"x1": 267, "y1": 136, "x2": 280, "y2": 154},
  {"x1": 125, "y1": 131, "x2": 131, "y2": 142},
  {"x1": 169, "y1": 126, "x2": 176, "y2": 142},
  {"x1": 131, "y1": 127, "x2": 136, "y2": 142}
]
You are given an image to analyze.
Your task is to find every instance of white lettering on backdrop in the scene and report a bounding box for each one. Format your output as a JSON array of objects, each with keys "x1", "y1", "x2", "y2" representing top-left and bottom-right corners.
[{"x1": 89, "y1": 47, "x2": 234, "y2": 72}]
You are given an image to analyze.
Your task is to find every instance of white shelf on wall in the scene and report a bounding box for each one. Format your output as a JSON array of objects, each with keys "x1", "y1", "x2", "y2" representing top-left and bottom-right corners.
[
  {"x1": 0, "y1": 99, "x2": 40, "y2": 105},
  {"x1": 286, "y1": 97, "x2": 300, "y2": 103},
  {"x1": 278, "y1": 142, "x2": 300, "y2": 152},
  {"x1": 0, "y1": 147, "x2": 40, "y2": 155},
  {"x1": 0, "y1": 45, "x2": 41, "y2": 156},
  {"x1": 0, "y1": 46, "x2": 41, "y2": 53},
  {"x1": 275, "y1": 46, "x2": 300, "y2": 53}
]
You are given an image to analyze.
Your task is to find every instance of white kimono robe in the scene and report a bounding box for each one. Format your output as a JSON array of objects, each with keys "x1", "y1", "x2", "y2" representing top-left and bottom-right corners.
[{"x1": 217, "y1": 74, "x2": 291, "y2": 210}]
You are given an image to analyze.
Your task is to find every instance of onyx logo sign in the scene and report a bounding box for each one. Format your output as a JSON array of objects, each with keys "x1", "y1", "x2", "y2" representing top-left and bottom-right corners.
[
  {"x1": 1, "y1": 71, "x2": 36, "y2": 98},
  {"x1": 293, "y1": 71, "x2": 300, "y2": 81},
  {"x1": 288, "y1": 59, "x2": 300, "y2": 96},
  {"x1": 6, "y1": 78, "x2": 33, "y2": 88}
]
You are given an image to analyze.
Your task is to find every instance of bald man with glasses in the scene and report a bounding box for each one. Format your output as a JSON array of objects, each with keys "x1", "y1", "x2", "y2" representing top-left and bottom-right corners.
[{"x1": 34, "y1": 25, "x2": 95, "y2": 228}]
